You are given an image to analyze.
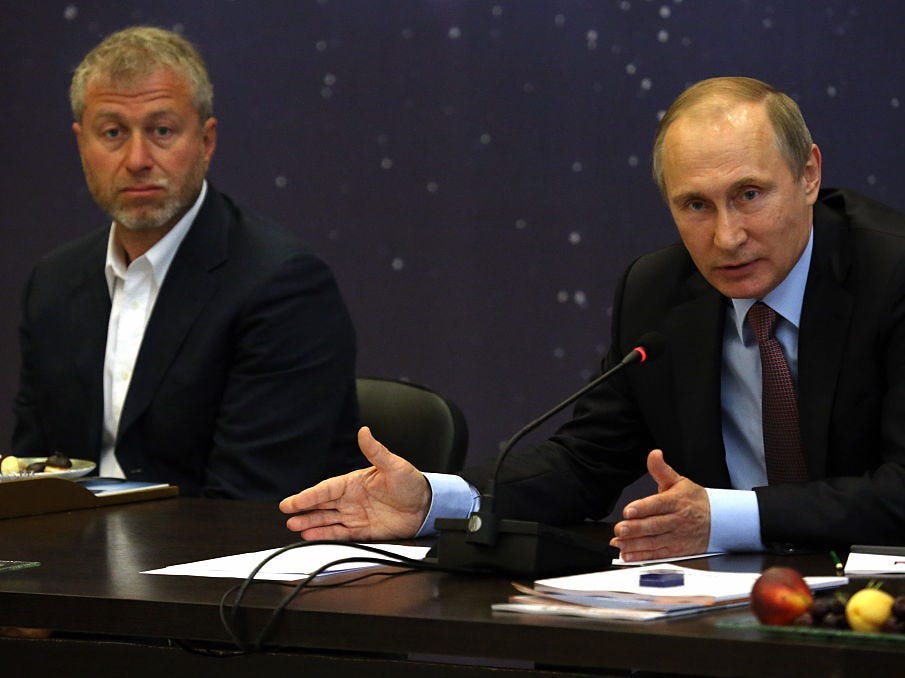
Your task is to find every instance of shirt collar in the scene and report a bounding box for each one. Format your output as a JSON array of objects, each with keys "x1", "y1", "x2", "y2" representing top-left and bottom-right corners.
[
  {"x1": 728, "y1": 225, "x2": 814, "y2": 339},
  {"x1": 104, "y1": 180, "x2": 208, "y2": 296}
]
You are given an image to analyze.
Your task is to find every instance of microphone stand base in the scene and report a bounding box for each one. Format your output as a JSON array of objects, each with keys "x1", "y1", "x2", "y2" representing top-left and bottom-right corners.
[{"x1": 433, "y1": 517, "x2": 616, "y2": 577}]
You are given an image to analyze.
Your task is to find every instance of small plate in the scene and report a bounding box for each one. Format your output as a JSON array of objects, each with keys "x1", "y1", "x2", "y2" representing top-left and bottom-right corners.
[{"x1": 0, "y1": 457, "x2": 96, "y2": 482}]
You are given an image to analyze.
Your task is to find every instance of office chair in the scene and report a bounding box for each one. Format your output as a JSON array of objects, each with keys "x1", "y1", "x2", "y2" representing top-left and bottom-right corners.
[{"x1": 356, "y1": 377, "x2": 468, "y2": 473}]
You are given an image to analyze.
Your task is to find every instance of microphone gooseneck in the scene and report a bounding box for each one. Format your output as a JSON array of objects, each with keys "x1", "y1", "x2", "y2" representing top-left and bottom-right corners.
[{"x1": 465, "y1": 332, "x2": 666, "y2": 545}]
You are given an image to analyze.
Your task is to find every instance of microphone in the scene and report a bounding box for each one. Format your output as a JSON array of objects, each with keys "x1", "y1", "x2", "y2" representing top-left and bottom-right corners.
[{"x1": 434, "y1": 332, "x2": 666, "y2": 577}]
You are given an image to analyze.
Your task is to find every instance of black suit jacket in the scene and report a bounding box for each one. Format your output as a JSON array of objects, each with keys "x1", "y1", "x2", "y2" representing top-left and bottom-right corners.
[
  {"x1": 464, "y1": 188, "x2": 905, "y2": 548},
  {"x1": 12, "y1": 187, "x2": 362, "y2": 499}
]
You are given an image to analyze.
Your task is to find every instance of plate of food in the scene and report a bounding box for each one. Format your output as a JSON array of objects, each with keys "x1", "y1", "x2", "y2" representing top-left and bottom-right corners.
[{"x1": 0, "y1": 453, "x2": 96, "y2": 481}]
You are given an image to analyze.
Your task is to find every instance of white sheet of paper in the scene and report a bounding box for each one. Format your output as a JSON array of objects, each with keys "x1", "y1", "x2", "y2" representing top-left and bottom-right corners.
[
  {"x1": 611, "y1": 552, "x2": 726, "y2": 566},
  {"x1": 844, "y1": 551, "x2": 905, "y2": 576},
  {"x1": 142, "y1": 543, "x2": 431, "y2": 581},
  {"x1": 535, "y1": 564, "x2": 847, "y2": 603}
]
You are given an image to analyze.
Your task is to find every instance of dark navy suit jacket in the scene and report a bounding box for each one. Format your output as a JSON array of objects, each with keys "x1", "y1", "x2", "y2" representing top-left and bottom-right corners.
[
  {"x1": 13, "y1": 186, "x2": 362, "y2": 499},
  {"x1": 463, "y1": 188, "x2": 905, "y2": 548}
]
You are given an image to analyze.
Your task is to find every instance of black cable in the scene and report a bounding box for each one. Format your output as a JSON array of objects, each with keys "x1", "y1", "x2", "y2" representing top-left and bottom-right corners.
[{"x1": 216, "y1": 540, "x2": 475, "y2": 653}]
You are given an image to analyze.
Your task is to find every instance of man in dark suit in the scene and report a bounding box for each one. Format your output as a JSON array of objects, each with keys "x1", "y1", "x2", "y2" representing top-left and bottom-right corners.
[
  {"x1": 280, "y1": 77, "x2": 905, "y2": 557},
  {"x1": 12, "y1": 26, "x2": 362, "y2": 499}
]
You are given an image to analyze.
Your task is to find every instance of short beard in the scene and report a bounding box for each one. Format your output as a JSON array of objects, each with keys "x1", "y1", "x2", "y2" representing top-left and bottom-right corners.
[
  {"x1": 83, "y1": 149, "x2": 207, "y2": 232},
  {"x1": 110, "y1": 196, "x2": 184, "y2": 232}
]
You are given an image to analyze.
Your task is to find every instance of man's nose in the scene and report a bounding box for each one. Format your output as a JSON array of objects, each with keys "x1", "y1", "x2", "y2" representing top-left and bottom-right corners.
[
  {"x1": 713, "y1": 209, "x2": 746, "y2": 250},
  {"x1": 124, "y1": 134, "x2": 154, "y2": 172}
]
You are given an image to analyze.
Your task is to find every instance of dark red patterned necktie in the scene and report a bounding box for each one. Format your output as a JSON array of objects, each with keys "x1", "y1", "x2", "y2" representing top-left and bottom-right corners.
[{"x1": 747, "y1": 302, "x2": 809, "y2": 483}]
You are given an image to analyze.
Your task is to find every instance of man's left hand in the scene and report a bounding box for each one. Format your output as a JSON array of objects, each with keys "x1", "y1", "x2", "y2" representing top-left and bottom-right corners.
[{"x1": 610, "y1": 449, "x2": 711, "y2": 561}]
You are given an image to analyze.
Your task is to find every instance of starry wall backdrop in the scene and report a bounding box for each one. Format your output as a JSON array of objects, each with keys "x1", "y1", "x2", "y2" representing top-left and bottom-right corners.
[{"x1": 2, "y1": 1, "x2": 904, "y2": 478}]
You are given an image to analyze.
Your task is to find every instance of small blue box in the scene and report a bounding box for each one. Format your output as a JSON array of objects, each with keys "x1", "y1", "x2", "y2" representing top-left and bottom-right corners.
[{"x1": 638, "y1": 570, "x2": 684, "y2": 587}]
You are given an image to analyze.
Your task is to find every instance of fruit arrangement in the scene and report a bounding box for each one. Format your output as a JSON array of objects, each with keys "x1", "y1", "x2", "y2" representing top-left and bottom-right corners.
[{"x1": 750, "y1": 566, "x2": 905, "y2": 634}]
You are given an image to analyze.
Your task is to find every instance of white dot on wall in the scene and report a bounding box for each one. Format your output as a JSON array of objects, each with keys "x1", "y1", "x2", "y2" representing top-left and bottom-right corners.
[
  {"x1": 573, "y1": 290, "x2": 588, "y2": 307},
  {"x1": 63, "y1": 5, "x2": 78, "y2": 20},
  {"x1": 380, "y1": 157, "x2": 394, "y2": 170},
  {"x1": 515, "y1": 218, "x2": 527, "y2": 229},
  {"x1": 480, "y1": 133, "x2": 492, "y2": 145},
  {"x1": 628, "y1": 155, "x2": 639, "y2": 167},
  {"x1": 681, "y1": 36, "x2": 692, "y2": 47},
  {"x1": 867, "y1": 174, "x2": 878, "y2": 185},
  {"x1": 657, "y1": 29, "x2": 669, "y2": 43},
  {"x1": 587, "y1": 29, "x2": 599, "y2": 41},
  {"x1": 659, "y1": 5, "x2": 671, "y2": 18},
  {"x1": 826, "y1": 85, "x2": 837, "y2": 98},
  {"x1": 323, "y1": 73, "x2": 336, "y2": 86},
  {"x1": 553, "y1": 347, "x2": 566, "y2": 359},
  {"x1": 426, "y1": 181, "x2": 439, "y2": 193},
  {"x1": 557, "y1": 290, "x2": 569, "y2": 303},
  {"x1": 626, "y1": 63, "x2": 637, "y2": 75},
  {"x1": 492, "y1": 4, "x2": 503, "y2": 16},
  {"x1": 275, "y1": 175, "x2": 288, "y2": 188},
  {"x1": 568, "y1": 231, "x2": 582, "y2": 245},
  {"x1": 892, "y1": 97, "x2": 900, "y2": 108},
  {"x1": 449, "y1": 26, "x2": 462, "y2": 39},
  {"x1": 656, "y1": 109, "x2": 666, "y2": 121},
  {"x1": 762, "y1": 18, "x2": 773, "y2": 29},
  {"x1": 619, "y1": 1, "x2": 631, "y2": 11},
  {"x1": 391, "y1": 258, "x2": 405, "y2": 271},
  {"x1": 315, "y1": 40, "x2": 327, "y2": 52},
  {"x1": 641, "y1": 78, "x2": 653, "y2": 90},
  {"x1": 554, "y1": 14, "x2": 566, "y2": 27}
]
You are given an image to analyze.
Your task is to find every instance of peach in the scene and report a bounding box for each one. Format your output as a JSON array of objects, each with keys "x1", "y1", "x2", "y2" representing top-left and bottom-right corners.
[{"x1": 750, "y1": 566, "x2": 814, "y2": 626}]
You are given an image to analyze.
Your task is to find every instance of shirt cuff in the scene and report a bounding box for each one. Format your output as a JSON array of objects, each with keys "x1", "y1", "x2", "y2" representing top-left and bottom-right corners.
[
  {"x1": 416, "y1": 472, "x2": 481, "y2": 537},
  {"x1": 705, "y1": 488, "x2": 765, "y2": 552}
]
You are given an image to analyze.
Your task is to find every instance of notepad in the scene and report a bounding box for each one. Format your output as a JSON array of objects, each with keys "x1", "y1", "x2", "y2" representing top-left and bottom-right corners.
[
  {"x1": 844, "y1": 545, "x2": 905, "y2": 576},
  {"x1": 491, "y1": 564, "x2": 848, "y2": 621}
]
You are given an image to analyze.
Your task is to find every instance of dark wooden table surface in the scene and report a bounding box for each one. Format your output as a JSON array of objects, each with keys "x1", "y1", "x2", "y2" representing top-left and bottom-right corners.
[{"x1": 1, "y1": 496, "x2": 903, "y2": 677}]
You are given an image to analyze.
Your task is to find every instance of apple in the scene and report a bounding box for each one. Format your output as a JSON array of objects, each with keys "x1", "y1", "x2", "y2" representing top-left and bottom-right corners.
[
  {"x1": 845, "y1": 587, "x2": 895, "y2": 632},
  {"x1": 750, "y1": 566, "x2": 814, "y2": 625}
]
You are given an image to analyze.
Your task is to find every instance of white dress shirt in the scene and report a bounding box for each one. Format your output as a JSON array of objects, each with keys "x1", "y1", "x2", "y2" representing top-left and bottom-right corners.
[{"x1": 99, "y1": 182, "x2": 207, "y2": 477}]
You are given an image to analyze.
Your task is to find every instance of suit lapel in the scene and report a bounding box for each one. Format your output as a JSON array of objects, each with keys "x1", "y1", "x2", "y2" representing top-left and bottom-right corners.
[
  {"x1": 68, "y1": 233, "x2": 110, "y2": 453},
  {"x1": 117, "y1": 189, "x2": 230, "y2": 437},
  {"x1": 664, "y1": 275, "x2": 732, "y2": 487},
  {"x1": 798, "y1": 200, "x2": 853, "y2": 478}
]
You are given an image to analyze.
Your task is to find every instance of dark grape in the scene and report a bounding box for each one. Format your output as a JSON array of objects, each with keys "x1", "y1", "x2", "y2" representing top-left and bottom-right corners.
[
  {"x1": 819, "y1": 611, "x2": 850, "y2": 630},
  {"x1": 809, "y1": 596, "x2": 835, "y2": 622},
  {"x1": 892, "y1": 596, "x2": 905, "y2": 621},
  {"x1": 880, "y1": 617, "x2": 905, "y2": 634}
]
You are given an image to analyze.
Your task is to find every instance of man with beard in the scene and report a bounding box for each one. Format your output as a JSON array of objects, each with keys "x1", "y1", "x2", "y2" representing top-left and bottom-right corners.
[{"x1": 11, "y1": 26, "x2": 362, "y2": 499}]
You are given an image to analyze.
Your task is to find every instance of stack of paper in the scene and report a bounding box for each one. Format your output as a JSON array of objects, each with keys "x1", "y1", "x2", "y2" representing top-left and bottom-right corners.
[{"x1": 492, "y1": 564, "x2": 847, "y2": 622}]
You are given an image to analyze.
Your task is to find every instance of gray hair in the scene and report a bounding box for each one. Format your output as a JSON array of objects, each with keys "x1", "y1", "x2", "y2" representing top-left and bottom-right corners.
[{"x1": 70, "y1": 25, "x2": 213, "y2": 122}]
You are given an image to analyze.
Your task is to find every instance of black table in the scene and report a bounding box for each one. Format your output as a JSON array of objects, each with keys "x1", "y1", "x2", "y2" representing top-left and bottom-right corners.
[{"x1": 1, "y1": 497, "x2": 903, "y2": 677}]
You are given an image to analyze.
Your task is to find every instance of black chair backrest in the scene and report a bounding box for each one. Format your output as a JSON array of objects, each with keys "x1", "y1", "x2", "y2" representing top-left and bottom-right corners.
[{"x1": 356, "y1": 377, "x2": 468, "y2": 473}]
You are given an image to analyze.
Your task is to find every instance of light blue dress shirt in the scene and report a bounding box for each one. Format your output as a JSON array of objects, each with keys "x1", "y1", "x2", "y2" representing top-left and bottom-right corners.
[{"x1": 419, "y1": 229, "x2": 814, "y2": 552}]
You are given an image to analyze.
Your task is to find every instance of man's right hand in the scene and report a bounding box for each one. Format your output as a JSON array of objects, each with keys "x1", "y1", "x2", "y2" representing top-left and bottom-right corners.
[{"x1": 279, "y1": 426, "x2": 431, "y2": 541}]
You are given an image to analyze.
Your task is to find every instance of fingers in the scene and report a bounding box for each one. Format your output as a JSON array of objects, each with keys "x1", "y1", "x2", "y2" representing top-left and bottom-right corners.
[
  {"x1": 357, "y1": 426, "x2": 399, "y2": 469},
  {"x1": 285, "y1": 507, "x2": 347, "y2": 534},
  {"x1": 279, "y1": 475, "x2": 348, "y2": 514},
  {"x1": 646, "y1": 448, "x2": 681, "y2": 492}
]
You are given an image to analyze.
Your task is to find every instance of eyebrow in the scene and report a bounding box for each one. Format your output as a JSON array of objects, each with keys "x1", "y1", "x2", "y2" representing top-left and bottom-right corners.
[{"x1": 670, "y1": 176, "x2": 769, "y2": 206}]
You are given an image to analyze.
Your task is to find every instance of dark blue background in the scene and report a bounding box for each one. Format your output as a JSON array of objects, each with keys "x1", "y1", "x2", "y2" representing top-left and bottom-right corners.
[{"x1": 2, "y1": 1, "x2": 903, "y2": 471}]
